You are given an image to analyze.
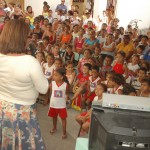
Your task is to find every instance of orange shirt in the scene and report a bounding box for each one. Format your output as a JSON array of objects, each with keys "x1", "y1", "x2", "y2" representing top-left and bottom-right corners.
[{"x1": 61, "y1": 34, "x2": 72, "y2": 44}]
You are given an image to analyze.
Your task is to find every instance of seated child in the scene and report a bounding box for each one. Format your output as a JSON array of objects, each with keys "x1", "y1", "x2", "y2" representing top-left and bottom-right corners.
[
  {"x1": 122, "y1": 83, "x2": 137, "y2": 96},
  {"x1": 52, "y1": 43, "x2": 61, "y2": 58},
  {"x1": 65, "y1": 61, "x2": 76, "y2": 91},
  {"x1": 127, "y1": 55, "x2": 140, "y2": 77},
  {"x1": 81, "y1": 65, "x2": 101, "y2": 110},
  {"x1": 64, "y1": 44, "x2": 74, "y2": 63},
  {"x1": 75, "y1": 83, "x2": 107, "y2": 135},
  {"x1": 131, "y1": 67, "x2": 147, "y2": 91},
  {"x1": 54, "y1": 58, "x2": 63, "y2": 70},
  {"x1": 100, "y1": 55, "x2": 113, "y2": 80},
  {"x1": 77, "y1": 49, "x2": 91, "y2": 73},
  {"x1": 137, "y1": 78, "x2": 150, "y2": 97},
  {"x1": 108, "y1": 73, "x2": 125, "y2": 94},
  {"x1": 72, "y1": 63, "x2": 91, "y2": 111},
  {"x1": 92, "y1": 46, "x2": 101, "y2": 66}
]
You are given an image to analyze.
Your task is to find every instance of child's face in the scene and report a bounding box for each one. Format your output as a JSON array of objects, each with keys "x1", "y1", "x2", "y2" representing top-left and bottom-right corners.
[
  {"x1": 136, "y1": 47, "x2": 142, "y2": 54},
  {"x1": 53, "y1": 71, "x2": 63, "y2": 82},
  {"x1": 66, "y1": 47, "x2": 72, "y2": 53},
  {"x1": 66, "y1": 64, "x2": 74, "y2": 72},
  {"x1": 34, "y1": 22, "x2": 40, "y2": 28},
  {"x1": 84, "y1": 50, "x2": 90, "y2": 59},
  {"x1": 48, "y1": 11, "x2": 52, "y2": 16},
  {"x1": 132, "y1": 56, "x2": 139, "y2": 65},
  {"x1": 53, "y1": 46, "x2": 59, "y2": 54},
  {"x1": 47, "y1": 56, "x2": 54, "y2": 65},
  {"x1": 95, "y1": 48, "x2": 100, "y2": 55},
  {"x1": 36, "y1": 53, "x2": 43, "y2": 62},
  {"x1": 105, "y1": 57, "x2": 112, "y2": 66},
  {"x1": 44, "y1": 20, "x2": 49, "y2": 25},
  {"x1": 54, "y1": 60, "x2": 62, "y2": 69},
  {"x1": 141, "y1": 82, "x2": 150, "y2": 92},
  {"x1": 79, "y1": 29, "x2": 84, "y2": 36},
  {"x1": 89, "y1": 59, "x2": 95, "y2": 66},
  {"x1": 91, "y1": 69, "x2": 99, "y2": 78},
  {"x1": 138, "y1": 70, "x2": 146, "y2": 79},
  {"x1": 129, "y1": 92, "x2": 136, "y2": 96},
  {"x1": 116, "y1": 54, "x2": 124, "y2": 63},
  {"x1": 82, "y1": 66, "x2": 89, "y2": 75},
  {"x1": 47, "y1": 25, "x2": 52, "y2": 31},
  {"x1": 61, "y1": 44, "x2": 66, "y2": 49},
  {"x1": 95, "y1": 85, "x2": 104, "y2": 97}
]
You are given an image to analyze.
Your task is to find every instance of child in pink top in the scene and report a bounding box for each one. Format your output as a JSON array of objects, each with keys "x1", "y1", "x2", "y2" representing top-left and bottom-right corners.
[{"x1": 77, "y1": 49, "x2": 91, "y2": 73}]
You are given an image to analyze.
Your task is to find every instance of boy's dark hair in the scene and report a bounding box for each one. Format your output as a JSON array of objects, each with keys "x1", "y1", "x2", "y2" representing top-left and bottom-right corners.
[
  {"x1": 139, "y1": 67, "x2": 147, "y2": 74},
  {"x1": 47, "y1": 23, "x2": 52, "y2": 26},
  {"x1": 141, "y1": 78, "x2": 150, "y2": 86},
  {"x1": 111, "y1": 73, "x2": 125, "y2": 85},
  {"x1": 55, "y1": 58, "x2": 63, "y2": 63},
  {"x1": 92, "y1": 65, "x2": 99, "y2": 72},
  {"x1": 84, "y1": 49, "x2": 92, "y2": 55},
  {"x1": 43, "y1": 36, "x2": 50, "y2": 41},
  {"x1": 105, "y1": 55, "x2": 113, "y2": 62},
  {"x1": 55, "y1": 68, "x2": 69, "y2": 85},
  {"x1": 68, "y1": 10, "x2": 73, "y2": 16},
  {"x1": 98, "y1": 83, "x2": 107, "y2": 92},
  {"x1": 122, "y1": 84, "x2": 136, "y2": 95},
  {"x1": 65, "y1": 60, "x2": 74, "y2": 66},
  {"x1": 66, "y1": 44, "x2": 73, "y2": 49},
  {"x1": 47, "y1": 53, "x2": 54, "y2": 59},
  {"x1": 74, "y1": 10, "x2": 79, "y2": 14},
  {"x1": 54, "y1": 43, "x2": 60, "y2": 47},
  {"x1": 142, "y1": 35, "x2": 148, "y2": 40},
  {"x1": 84, "y1": 63, "x2": 92, "y2": 70},
  {"x1": 44, "y1": 18, "x2": 49, "y2": 21},
  {"x1": 73, "y1": 24, "x2": 79, "y2": 28},
  {"x1": 117, "y1": 51, "x2": 126, "y2": 58},
  {"x1": 137, "y1": 45, "x2": 145, "y2": 51}
]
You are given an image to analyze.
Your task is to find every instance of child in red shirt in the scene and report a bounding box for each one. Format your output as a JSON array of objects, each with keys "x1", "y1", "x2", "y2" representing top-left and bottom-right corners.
[{"x1": 72, "y1": 63, "x2": 91, "y2": 111}]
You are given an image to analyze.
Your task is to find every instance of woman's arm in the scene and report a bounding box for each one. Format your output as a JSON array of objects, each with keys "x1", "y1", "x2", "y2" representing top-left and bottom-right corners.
[
  {"x1": 102, "y1": 43, "x2": 115, "y2": 52},
  {"x1": 30, "y1": 58, "x2": 49, "y2": 94}
]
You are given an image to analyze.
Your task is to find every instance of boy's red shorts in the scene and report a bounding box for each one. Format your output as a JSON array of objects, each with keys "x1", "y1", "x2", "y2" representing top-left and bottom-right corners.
[
  {"x1": 84, "y1": 93, "x2": 96, "y2": 102},
  {"x1": 48, "y1": 107, "x2": 67, "y2": 119},
  {"x1": 80, "y1": 112, "x2": 91, "y2": 123}
]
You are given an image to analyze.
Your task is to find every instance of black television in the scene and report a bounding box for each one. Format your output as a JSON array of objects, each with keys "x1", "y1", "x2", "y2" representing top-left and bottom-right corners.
[{"x1": 89, "y1": 105, "x2": 150, "y2": 150}]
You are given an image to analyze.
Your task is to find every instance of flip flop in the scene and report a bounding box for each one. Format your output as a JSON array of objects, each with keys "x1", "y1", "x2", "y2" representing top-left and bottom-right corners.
[
  {"x1": 62, "y1": 134, "x2": 67, "y2": 139},
  {"x1": 50, "y1": 129, "x2": 57, "y2": 135}
]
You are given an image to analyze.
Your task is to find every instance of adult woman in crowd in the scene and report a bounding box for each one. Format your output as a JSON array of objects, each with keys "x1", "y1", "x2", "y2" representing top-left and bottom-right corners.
[
  {"x1": 101, "y1": 33, "x2": 116, "y2": 64},
  {"x1": 0, "y1": 20, "x2": 49, "y2": 150},
  {"x1": 82, "y1": 30, "x2": 99, "y2": 52}
]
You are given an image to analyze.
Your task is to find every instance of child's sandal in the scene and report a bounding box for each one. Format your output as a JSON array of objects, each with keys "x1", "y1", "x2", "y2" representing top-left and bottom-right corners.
[
  {"x1": 62, "y1": 134, "x2": 67, "y2": 139},
  {"x1": 50, "y1": 129, "x2": 57, "y2": 135}
]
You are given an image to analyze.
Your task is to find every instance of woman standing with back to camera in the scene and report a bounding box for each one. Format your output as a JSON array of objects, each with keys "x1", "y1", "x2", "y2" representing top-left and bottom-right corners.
[{"x1": 0, "y1": 20, "x2": 49, "y2": 149}]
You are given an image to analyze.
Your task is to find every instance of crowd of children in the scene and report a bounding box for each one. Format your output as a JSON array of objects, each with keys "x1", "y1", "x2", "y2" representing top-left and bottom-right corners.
[{"x1": 0, "y1": 0, "x2": 150, "y2": 138}]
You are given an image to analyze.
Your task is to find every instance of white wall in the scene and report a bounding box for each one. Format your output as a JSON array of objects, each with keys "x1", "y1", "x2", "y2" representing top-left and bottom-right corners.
[
  {"x1": 93, "y1": 0, "x2": 107, "y2": 29},
  {"x1": 116, "y1": 0, "x2": 150, "y2": 29},
  {"x1": 24, "y1": 0, "x2": 71, "y2": 17}
]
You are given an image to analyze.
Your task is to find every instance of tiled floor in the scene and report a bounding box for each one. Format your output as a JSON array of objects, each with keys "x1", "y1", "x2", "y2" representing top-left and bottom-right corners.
[{"x1": 37, "y1": 104, "x2": 81, "y2": 150}]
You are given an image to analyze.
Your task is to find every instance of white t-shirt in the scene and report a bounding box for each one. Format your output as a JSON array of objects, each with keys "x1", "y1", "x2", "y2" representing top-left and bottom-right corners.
[
  {"x1": 127, "y1": 63, "x2": 140, "y2": 72},
  {"x1": 43, "y1": 63, "x2": 55, "y2": 79},
  {"x1": 92, "y1": 96, "x2": 102, "y2": 106},
  {"x1": 0, "y1": 54, "x2": 49, "y2": 105}
]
